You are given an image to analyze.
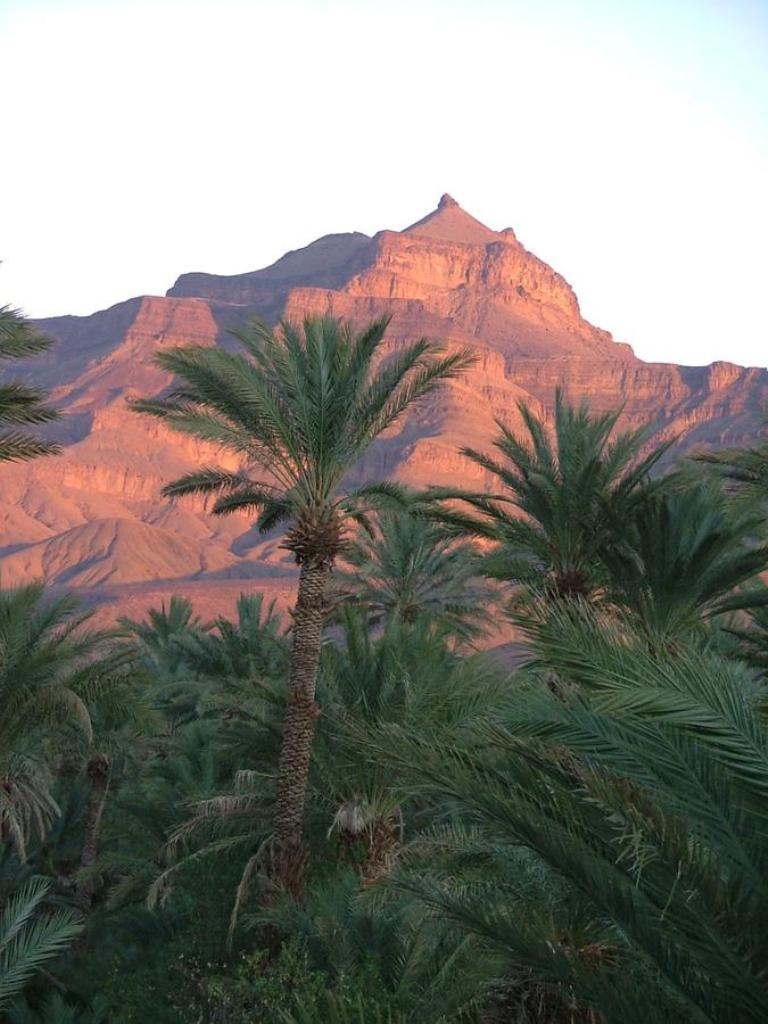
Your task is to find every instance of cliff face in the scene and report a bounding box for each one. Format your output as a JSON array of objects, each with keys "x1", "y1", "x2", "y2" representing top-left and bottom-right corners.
[{"x1": 3, "y1": 195, "x2": 766, "y2": 618}]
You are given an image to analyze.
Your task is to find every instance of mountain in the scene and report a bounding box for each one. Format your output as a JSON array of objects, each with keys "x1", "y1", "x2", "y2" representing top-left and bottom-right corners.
[
  {"x1": 0, "y1": 518, "x2": 238, "y2": 588},
  {"x1": 3, "y1": 195, "x2": 766, "y2": 619}
]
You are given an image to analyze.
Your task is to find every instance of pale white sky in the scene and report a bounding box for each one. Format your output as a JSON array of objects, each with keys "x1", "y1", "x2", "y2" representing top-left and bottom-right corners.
[{"x1": 2, "y1": 0, "x2": 766, "y2": 366}]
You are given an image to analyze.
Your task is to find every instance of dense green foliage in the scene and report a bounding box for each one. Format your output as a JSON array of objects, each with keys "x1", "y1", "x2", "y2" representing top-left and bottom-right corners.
[{"x1": 4, "y1": 316, "x2": 768, "y2": 1022}]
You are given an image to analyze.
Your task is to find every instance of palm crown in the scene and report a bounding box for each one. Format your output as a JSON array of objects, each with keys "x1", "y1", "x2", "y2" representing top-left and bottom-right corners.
[
  {"x1": 446, "y1": 390, "x2": 672, "y2": 600},
  {"x1": 134, "y1": 314, "x2": 472, "y2": 564},
  {"x1": 603, "y1": 482, "x2": 768, "y2": 643},
  {"x1": 0, "y1": 584, "x2": 124, "y2": 859},
  {"x1": 332, "y1": 511, "x2": 495, "y2": 643}
]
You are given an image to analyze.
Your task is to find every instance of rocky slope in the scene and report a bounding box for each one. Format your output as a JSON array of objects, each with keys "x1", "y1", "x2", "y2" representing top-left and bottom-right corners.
[{"x1": 3, "y1": 195, "x2": 765, "y2": 619}]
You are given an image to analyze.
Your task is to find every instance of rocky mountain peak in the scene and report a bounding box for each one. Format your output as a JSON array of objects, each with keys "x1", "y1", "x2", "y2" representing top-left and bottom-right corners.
[
  {"x1": 10, "y1": 198, "x2": 766, "y2": 622},
  {"x1": 403, "y1": 195, "x2": 503, "y2": 246}
]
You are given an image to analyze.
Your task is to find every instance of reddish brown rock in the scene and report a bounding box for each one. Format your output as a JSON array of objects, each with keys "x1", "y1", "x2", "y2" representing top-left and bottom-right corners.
[{"x1": 2, "y1": 197, "x2": 766, "y2": 618}]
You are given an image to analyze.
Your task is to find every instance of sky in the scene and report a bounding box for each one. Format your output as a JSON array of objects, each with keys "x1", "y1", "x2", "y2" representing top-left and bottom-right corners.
[{"x1": 2, "y1": 0, "x2": 767, "y2": 367}]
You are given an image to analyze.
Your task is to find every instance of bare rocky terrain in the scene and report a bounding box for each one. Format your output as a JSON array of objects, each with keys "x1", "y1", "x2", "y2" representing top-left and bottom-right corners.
[{"x1": 4, "y1": 195, "x2": 765, "y2": 620}]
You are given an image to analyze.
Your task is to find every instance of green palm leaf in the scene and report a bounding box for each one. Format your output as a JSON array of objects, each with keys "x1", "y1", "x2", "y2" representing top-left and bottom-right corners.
[{"x1": 0, "y1": 879, "x2": 82, "y2": 1010}]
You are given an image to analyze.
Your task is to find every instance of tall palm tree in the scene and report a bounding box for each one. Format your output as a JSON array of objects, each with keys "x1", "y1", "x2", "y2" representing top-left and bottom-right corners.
[
  {"x1": 0, "y1": 305, "x2": 60, "y2": 463},
  {"x1": 440, "y1": 390, "x2": 671, "y2": 601},
  {"x1": 0, "y1": 583, "x2": 122, "y2": 860},
  {"x1": 134, "y1": 314, "x2": 472, "y2": 894},
  {"x1": 333, "y1": 511, "x2": 494, "y2": 643}
]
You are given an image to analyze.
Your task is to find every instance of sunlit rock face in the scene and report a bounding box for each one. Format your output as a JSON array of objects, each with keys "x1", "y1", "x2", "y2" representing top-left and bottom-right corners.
[{"x1": 4, "y1": 196, "x2": 766, "y2": 620}]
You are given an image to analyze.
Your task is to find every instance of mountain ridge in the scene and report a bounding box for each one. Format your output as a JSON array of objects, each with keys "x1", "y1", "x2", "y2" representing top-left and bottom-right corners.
[{"x1": 3, "y1": 195, "x2": 764, "y2": 620}]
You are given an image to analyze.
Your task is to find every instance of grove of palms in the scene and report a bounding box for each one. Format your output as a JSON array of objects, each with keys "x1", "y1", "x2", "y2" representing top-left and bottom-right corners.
[{"x1": 4, "y1": 302, "x2": 768, "y2": 1023}]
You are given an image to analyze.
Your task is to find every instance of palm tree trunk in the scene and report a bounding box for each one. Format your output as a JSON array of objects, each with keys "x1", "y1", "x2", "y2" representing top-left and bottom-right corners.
[
  {"x1": 77, "y1": 753, "x2": 109, "y2": 909},
  {"x1": 361, "y1": 818, "x2": 399, "y2": 884},
  {"x1": 272, "y1": 560, "x2": 330, "y2": 897}
]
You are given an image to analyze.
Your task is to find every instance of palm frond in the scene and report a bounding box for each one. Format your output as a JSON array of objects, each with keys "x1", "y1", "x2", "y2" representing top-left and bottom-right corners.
[{"x1": 0, "y1": 879, "x2": 82, "y2": 1010}]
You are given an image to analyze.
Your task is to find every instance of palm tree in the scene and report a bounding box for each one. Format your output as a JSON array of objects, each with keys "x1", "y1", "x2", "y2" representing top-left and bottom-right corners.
[
  {"x1": 332, "y1": 511, "x2": 495, "y2": 644},
  {"x1": 256, "y1": 872, "x2": 490, "y2": 1024},
  {"x1": 440, "y1": 390, "x2": 671, "y2": 602},
  {"x1": 120, "y1": 596, "x2": 208, "y2": 684},
  {"x1": 317, "y1": 611, "x2": 505, "y2": 882},
  {"x1": 75, "y1": 754, "x2": 110, "y2": 910},
  {"x1": 693, "y1": 422, "x2": 768, "y2": 511},
  {"x1": 0, "y1": 584, "x2": 122, "y2": 860},
  {"x1": 181, "y1": 593, "x2": 290, "y2": 687},
  {"x1": 122, "y1": 594, "x2": 289, "y2": 727},
  {"x1": 146, "y1": 760, "x2": 274, "y2": 947},
  {"x1": 601, "y1": 483, "x2": 768, "y2": 645},
  {"x1": 0, "y1": 878, "x2": 82, "y2": 1011},
  {"x1": 386, "y1": 606, "x2": 768, "y2": 1023},
  {"x1": 134, "y1": 313, "x2": 472, "y2": 894},
  {"x1": 0, "y1": 304, "x2": 60, "y2": 463},
  {"x1": 100, "y1": 720, "x2": 227, "y2": 915},
  {"x1": 72, "y1": 676, "x2": 151, "y2": 911},
  {"x1": 121, "y1": 597, "x2": 215, "y2": 726}
]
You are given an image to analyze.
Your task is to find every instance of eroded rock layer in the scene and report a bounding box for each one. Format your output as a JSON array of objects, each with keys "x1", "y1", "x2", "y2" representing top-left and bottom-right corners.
[{"x1": 4, "y1": 196, "x2": 765, "y2": 618}]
